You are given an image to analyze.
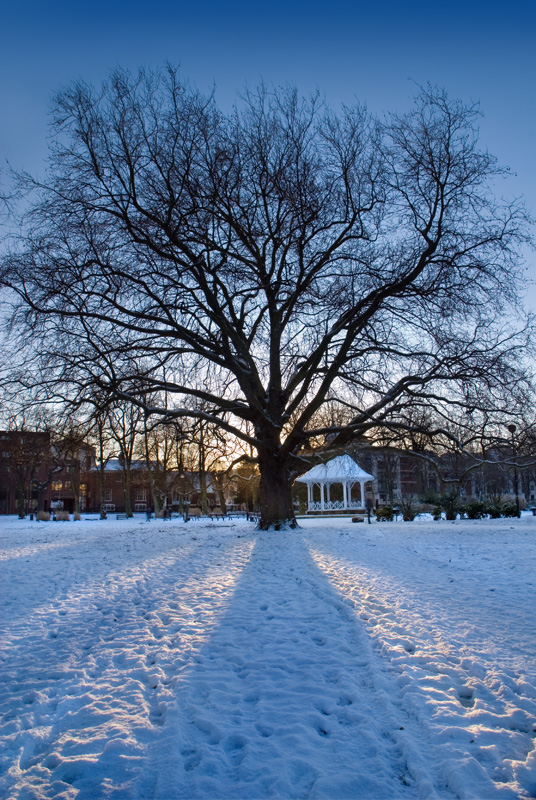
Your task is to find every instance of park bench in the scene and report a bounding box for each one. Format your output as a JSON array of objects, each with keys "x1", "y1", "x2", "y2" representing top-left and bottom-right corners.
[
  {"x1": 116, "y1": 513, "x2": 128, "y2": 520},
  {"x1": 208, "y1": 506, "x2": 227, "y2": 520}
]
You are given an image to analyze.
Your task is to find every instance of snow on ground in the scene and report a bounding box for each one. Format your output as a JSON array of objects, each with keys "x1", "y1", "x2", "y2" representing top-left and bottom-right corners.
[{"x1": 0, "y1": 513, "x2": 535, "y2": 800}]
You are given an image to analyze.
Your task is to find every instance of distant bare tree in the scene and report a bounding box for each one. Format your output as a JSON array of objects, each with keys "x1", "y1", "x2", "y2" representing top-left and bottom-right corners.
[
  {"x1": 90, "y1": 411, "x2": 115, "y2": 518},
  {"x1": 105, "y1": 401, "x2": 144, "y2": 517},
  {"x1": 52, "y1": 425, "x2": 90, "y2": 514},
  {"x1": 138, "y1": 416, "x2": 168, "y2": 517},
  {"x1": 2, "y1": 69, "x2": 532, "y2": 528}
]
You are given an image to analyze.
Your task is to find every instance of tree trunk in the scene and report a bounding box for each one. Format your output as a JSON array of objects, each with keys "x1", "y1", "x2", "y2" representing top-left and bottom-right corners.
[
  {"x1": 199, "y1": 469, "x2": 208, "y2": 515},
  {"x1": 143, "y1": 423, "x2": 163, "y2": 516},
  {"x1": 95, "y1": 417, "x2": 108, "y2": 518},
  {"x1": 213, "y1": 472, "x2": 227, "y2": 515},
  {"x1": 123, "y1": 466, "x2": 133, "y2": 517},
  {"x1": 97, "y1": 467, "x2": 106, "y2": 518},
  {"x1": 73, "y1": 473, "x2": 81, "y2": 514},
  {"x1": 198, "y1": 424, "x2": 208, "y2": 515},
  {"x1": 37, "y1": 485, "x2": 45, "y2": 513},
  {"x1": 151, "y1": 482, "x2": 164, "y2": 517},
  {"x1": 17, "y1": 481, "x2": 26, "y2": 519},
  {"x1": 257, "y1": 451, "x2": 298, "y2": 530}
]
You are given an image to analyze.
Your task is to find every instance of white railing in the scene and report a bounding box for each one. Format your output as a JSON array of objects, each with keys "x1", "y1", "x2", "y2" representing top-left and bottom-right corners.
[{"x1": 308, "y1": 500, "x2": 349, "y2": 511}]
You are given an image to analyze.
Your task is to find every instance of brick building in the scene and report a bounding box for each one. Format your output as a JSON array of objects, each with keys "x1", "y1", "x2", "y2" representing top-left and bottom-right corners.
[
  {"x1": 0, "y1": 431, "x2": 52, "y2": 515},
  {"x1": 49, "y1": 441, "x2": 97, "y2": 513}
]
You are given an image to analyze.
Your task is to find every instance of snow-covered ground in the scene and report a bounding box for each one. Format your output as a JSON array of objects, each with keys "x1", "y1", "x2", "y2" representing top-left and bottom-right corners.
[{"x1": 0, "y1": 513, "x2": 535, "y2": 800}]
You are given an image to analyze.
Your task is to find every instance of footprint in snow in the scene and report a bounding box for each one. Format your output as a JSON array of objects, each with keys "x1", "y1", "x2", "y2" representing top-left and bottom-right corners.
[
  {"x1": 193, "y1": 717, "x2": 222, "y2": 744},
  {"x1": 181, "y1": 747, "x2": 202, "y2": 772},
  {"x1": 337, "y1": 695, "x2": 353, "y2": 706},
  {"x1": 149, "y1": 703, "x2": 167, "y2": 725},
  {"x1": 255, "y1": 723, "x2": 273, "y2": 737},
  {"x1": 224, "y1": 734, "x2": 247, "y2": 765},
  {"x1": 457, "y1": 686, "x2": 475, "y2": 708},
  {"x1": 289, "y1": 760, "x2": 318, "y2": 794}
]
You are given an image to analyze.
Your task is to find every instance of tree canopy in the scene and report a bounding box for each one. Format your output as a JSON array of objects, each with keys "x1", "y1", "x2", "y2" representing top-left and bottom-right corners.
[{"x1": 2, "y1": 69, "x2": 532, "y2": 527}]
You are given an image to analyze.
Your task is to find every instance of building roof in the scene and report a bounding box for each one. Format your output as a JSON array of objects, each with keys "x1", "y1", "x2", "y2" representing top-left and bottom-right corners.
[
  {"x1": 94, "y1": 459, "x2": 146, "y2": 471},
  {"x1": 297, "y1": 455, "x2": 374, "y2": 483}
]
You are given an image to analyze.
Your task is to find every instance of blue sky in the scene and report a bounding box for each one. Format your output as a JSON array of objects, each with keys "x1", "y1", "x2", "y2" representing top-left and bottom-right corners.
[{"x1": 1, "y1": 0, "x2": 535, "y2": 293}]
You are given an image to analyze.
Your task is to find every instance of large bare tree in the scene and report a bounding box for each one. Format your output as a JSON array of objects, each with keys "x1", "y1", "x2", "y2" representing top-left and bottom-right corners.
[{"x1": 2, "y1": 69, "x2": 532, "y2": 528}]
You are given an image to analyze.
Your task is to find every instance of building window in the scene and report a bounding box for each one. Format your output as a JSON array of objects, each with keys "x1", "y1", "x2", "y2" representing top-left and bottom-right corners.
[
  {"x1": 52, "y1": 480, "x2": 62, "y2": 491},
  {"x1": 136, "y1": 488, "x2": 147, "y2": 502},
  {"x1": 104, "y1": 488, "x2": 113, "y2": 502},
  {"x1": 64, "y1": 480, "x2": 72, "y2": 489}
]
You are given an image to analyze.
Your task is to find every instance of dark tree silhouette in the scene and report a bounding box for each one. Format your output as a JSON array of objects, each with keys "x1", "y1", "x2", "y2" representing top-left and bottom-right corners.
[{"x1": 2, "y1": 69, "x2": 531, "y2": 528}]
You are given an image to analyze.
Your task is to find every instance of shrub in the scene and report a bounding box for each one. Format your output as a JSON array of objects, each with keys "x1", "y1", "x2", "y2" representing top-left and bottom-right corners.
[
  {"x1": 400, "y1": 498, "x2": 417, "y2": 521},
  {"x1": 501, "y1": 501, "x2": 520, "y2": 518},
  {"x1": 37, "y1": 511, "x2": 50, "y2": 521},
  {"x1": 55, "y1": 510, "x2": 70, "y2": 521},
  {"x1": 438, "y1": 491, "x2": 463, "y2": 520},
  {"x1": 464, "y1": 501, "x2": 487, "y2": 520},
  {"x1": 375, "y1": 506, "x2": 394, "y2": 522},
  {"x1": 432, "y1": 506, "x2": 442, "y2": 520},
  {"x1": 485, "y1": 494, "x2": 503, "y2": 518},
  {"x1": 420, "y1": 491, "x2": 440, "y2": 506},
  {"x1": 74, "y1": 512, "x2": 81, "y2": 521}
]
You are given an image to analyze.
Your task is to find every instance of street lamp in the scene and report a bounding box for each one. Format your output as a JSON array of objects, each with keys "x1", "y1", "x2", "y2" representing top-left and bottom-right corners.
[{"x1": 507, "y1": 424, "x2": 520, "y2": 517}]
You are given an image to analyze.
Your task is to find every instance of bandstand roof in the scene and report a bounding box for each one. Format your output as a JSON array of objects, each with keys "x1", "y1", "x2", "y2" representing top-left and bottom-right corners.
[{"x1": 297, "y1": 455, "x2": 374, "y2": 484}]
